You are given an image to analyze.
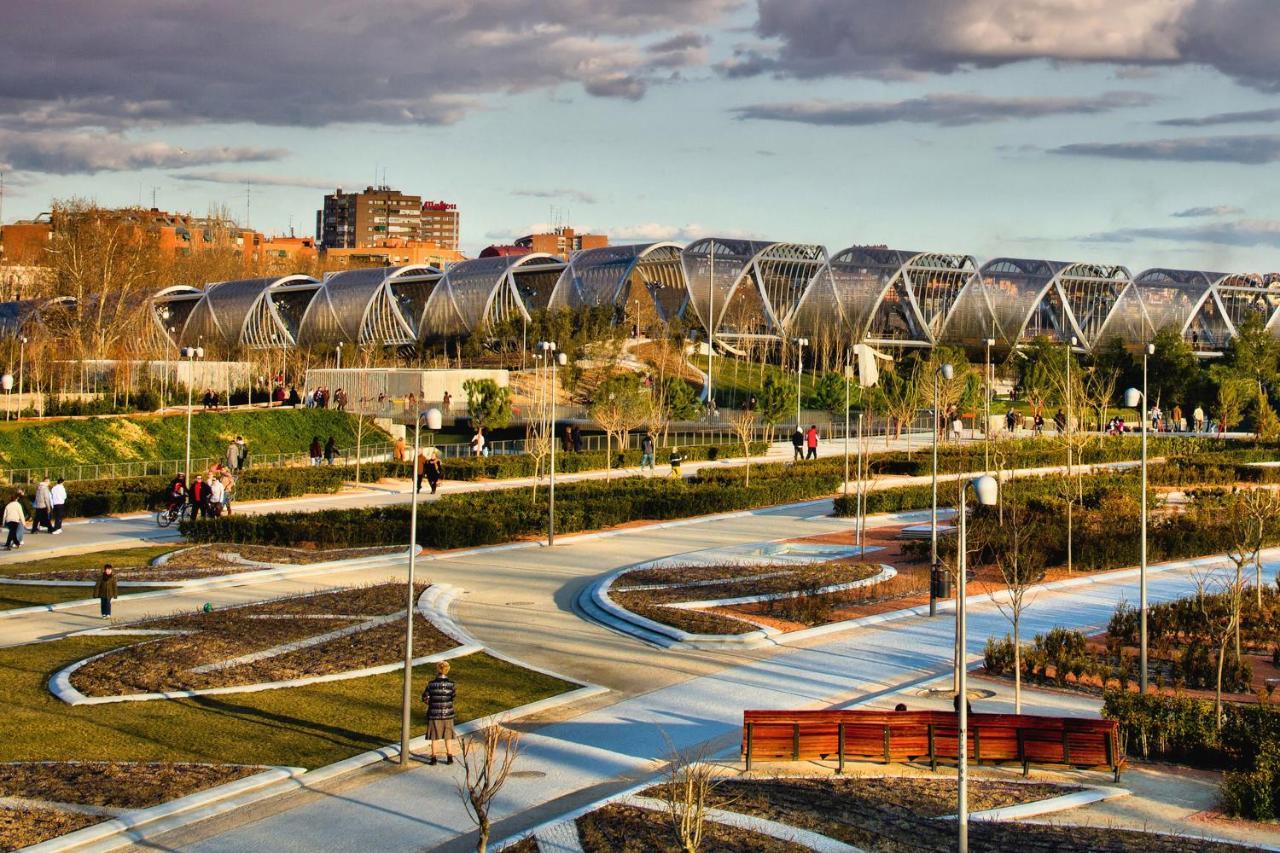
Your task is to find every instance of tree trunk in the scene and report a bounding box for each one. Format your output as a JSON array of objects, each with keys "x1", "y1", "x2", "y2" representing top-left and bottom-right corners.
[
  {"x1": 1215, "y1": 640, "x2": 1227, "y2": 727},
  {"x1": 476, "y1": 816, "x2": 490, "y2": 853},
  {"x1": 1014, "y1": 616, "x2": 1022, "y2": 714}
]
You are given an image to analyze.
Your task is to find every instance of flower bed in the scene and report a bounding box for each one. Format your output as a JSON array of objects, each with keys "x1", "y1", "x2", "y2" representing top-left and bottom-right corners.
[{"x1": 68, "y1": 582, "x2": 453, "y2": 696}]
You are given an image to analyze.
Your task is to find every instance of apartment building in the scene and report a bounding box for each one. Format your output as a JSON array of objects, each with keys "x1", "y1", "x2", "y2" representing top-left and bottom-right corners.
[
  {"x1": 419, "y1": 201, "x2": 460, "y2": 251},
  {"x1": 317, "y1": 186, "x2": 422, "y2": 249}
]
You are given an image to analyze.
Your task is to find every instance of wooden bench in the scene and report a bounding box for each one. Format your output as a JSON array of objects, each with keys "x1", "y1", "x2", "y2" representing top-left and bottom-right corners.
[{"x1": 742, "y1": 709, "x2": 1123, "y2": 781}]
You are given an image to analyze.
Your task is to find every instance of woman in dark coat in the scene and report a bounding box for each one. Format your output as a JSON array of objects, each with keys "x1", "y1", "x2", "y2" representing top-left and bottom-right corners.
[
  {"x1": 422, "y1": 660, "x2": 456, "y2": 765},
  {"x1": 323, "y1": 436, "x2": 337, "y2": 465},
  {"x1": 425, "y1": 454, "x2": 443, "y2": 494},
  {"x1": 94, "y1": 565, "x2": 117, "y2": 619}
]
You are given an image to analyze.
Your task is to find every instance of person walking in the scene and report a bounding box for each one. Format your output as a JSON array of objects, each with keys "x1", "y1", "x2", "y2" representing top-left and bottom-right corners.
[
  {"x1": 1053, "y1": 408, "x2": 1067, "y2": 434},
  {"x1": 571, "y1": 425, "x2": 582, "y2": 453},
  {"x1": 442, "y1": 391, "x2": 452, "y2": 415},
  {"x1": 393, "y1": 435, "x2": 407, "y2": 463},
  {"x1": 415, "y1": 449, "x2": 428, "y2": 493},
  {"x1": 791, "y1": 426, "x2": 805, "y2": 461},
  {"x1": 189, "y1": 474, "x2": 211, "y2": 519},
  {"x1": 805, "y1": 424, "x2": 819, "y2": 460},
  {"x1": 226, "y1": 437, "x2": 241, "y2": 473},
  {"x1": 31, "y1": 477, "x2": 53, "y2": 534},
  {"x1": 470, "y1": 427, "x2": 485, "y2": 457},
  {"x1": 208, "y1": 475, "x2": 225, "y2": 518},
  {"x1": 50, "y1": 477, "x2": 66, "y2": 533},
  {"x1": 1005, "y1": 406, "x2": 1017, "y2": 435},
  {"x1": 668, "y1": 446, "x2": 684, "y2": 478},
  {"x1": 235, "y1": 436, "x2": 248, "y2": 471},
  {"x1": 219, "y1": 470, "x2": 235, "y2": 516},
  {"x1": 1192, "y1": 404, "x2": 1205, "y2": 433},
  {"x1": 1172, "y1": 404, "x2": 1183, "y2": 433},
  {"x1": 640, "y1": 432, "x2": 655, "y2": 476},
  {"x1": 425, "y1": 452, "x2": 442, "y2": 494},
  {"x1": 4, "y1": 492, "x2": 25, "y2": 550},
  {"x1": 422, "y1": 660, "x2": 457, "y2": 765},
  {"x1": 323, "y1": 436, "x2": 337, "y2": 465},
  {"x1": 94, "y1": 565, "x2": 117, "y2": 619},
  {"x1": 309, "y1": 436, "x2": 323, "y2": 466},
  {"x1": 561, "y1": 425, "x2": 573, "y2": 453}
]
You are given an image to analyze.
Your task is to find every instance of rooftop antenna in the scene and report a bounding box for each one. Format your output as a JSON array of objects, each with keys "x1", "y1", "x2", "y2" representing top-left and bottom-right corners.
[
  {"x1": 151, "y1": 186, "x2": 160, "y2": 209},
  {"x1": 245, "y1": 181, "x2": 251, "y2": 228}
]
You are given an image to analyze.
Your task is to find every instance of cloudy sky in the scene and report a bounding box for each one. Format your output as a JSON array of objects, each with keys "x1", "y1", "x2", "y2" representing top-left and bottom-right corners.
[{"x1": 3, "y1": 0, "x2": 1280, "y2": 269}]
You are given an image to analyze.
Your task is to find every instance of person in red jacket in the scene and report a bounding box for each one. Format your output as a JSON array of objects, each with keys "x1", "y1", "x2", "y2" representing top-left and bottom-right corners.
[
  {"x1": 188, "y1": 474, "x2": 211, "y2": 519},
  {"x1": 805, "y1": 424, "x2": 819, "y2": 460}
]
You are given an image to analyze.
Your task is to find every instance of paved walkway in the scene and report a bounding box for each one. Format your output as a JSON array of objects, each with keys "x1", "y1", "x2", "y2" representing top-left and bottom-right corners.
[{"x1": 144, "y1": 509, "x2": 1248, "y2": 852}]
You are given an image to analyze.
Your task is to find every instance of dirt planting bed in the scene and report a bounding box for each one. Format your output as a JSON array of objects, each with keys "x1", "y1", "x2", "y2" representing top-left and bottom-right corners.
[
  {"x1": 69, "y1": 582, "x2": 456, "y2": 696},
  {"x1": 0, "y1": 761, "x2": 259, "y2": 809},
  {"x1": 30, "y1": 544, "x2": 404, "y2": 582},
  {"x1": 576, "y1": 803, "x2": 807, "y2": 853},
  {"x1": 0, "y1": 804, "x2": 99, "y2": 852},
  {"x1": 609, "y1": 558, "x2": 883, "y2": 636}
]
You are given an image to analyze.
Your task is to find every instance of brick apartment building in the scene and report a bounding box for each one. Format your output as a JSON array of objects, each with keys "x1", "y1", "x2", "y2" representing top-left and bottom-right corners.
[
  {"x1": 316, "y1": 186, "x2": 423, "y2": 249},
  {"x1": 419, "y1": 201, "x2": 460, "y2": 251},
  {"x1": 514, "y1": 227, "x2": 608, "y2": 259}
]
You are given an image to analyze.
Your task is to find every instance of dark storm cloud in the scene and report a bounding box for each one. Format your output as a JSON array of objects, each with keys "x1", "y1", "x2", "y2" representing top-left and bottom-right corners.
[
  {"x1": 1160, "y1": 107, "x2": 1280, "y2": 127},
  {"x1": 1052, "y1": 134, "x2": 1280, "y2": 164},
  {"x1": 732, "y1": 91, "x2": 1156, "y2": 127},
  {"x1": 0, "y1": 0, "x2": 739, "y2": 132},
  {"x1": 729, "y1": 0, "x2": 1280, "y2": 92},
  {"x1": 172, "y1": 171, "x2": 343, "y2": 190}
]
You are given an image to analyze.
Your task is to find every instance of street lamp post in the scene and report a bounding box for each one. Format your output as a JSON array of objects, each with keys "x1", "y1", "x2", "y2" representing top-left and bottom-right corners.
[
  {"x1": 1124, "y1": 341, "x2": 1156, "y2": 693},
  {"x1": 181, "y1": 347, "x2": 203, "y2": 483},
  {"x1": 401, "y1": 405, "x2": 442, "y2": 765},
  {"x1": 984, "y1": 338, "x2": 995, "y2": 472},
  {"x1": 794, "y1": 338, "x2": 808, "y2": 429},
  {"x1": 856, "y1": 411, "x2": 865, "y2": 556},
  {"x1": 843, "y1": 360, "x2": 853, "y2": 495},
  {"x1": 539, "y1": 342, "x2": 565, "y2": 546},
  {"x1": 17, "y1": 336, "x2": 26, "y2": 420},
  {"x1": 956, "y1": 473, "x2": 999, "y2": 853},
  {"x1": 930, "y1": 363, "x2": 954, "y2": 617},
  {"x1": 336, "y1": 342, "x2": 344, "y2": 370}
]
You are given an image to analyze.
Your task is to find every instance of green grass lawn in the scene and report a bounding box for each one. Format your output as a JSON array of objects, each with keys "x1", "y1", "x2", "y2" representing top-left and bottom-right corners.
[
  {"x1": 0, "y1": 636, "x2": 576, "y2": 768},
  {"x1": 0, "y1": 584, "x2": 167, "y2": 611},
  {"x1": 0, "y1": 545, "x2": 176, "y2": 578},
  {"x1": 0, "y1": 409, "x2": 383, "y2": 472}
]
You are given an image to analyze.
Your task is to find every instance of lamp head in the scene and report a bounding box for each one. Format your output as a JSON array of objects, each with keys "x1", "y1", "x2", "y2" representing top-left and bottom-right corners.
[
  {"x1": 557, "y1": 352, "x2": 568, "y2": 366},
  {"x1": 1, "y1": 375, "x2": 12, "y2": 391},
  {"x1": 1124, "y1": 387, "x2": 1142, "y2": 408},
  {"x1": 940, "y1": 363, "x2": 954, "y2": 381},
  {"x1": 985, "y1": 338, "x2": 996, "y2": 347},
  {"x1": 796, "y1": 337, "x2": 808, "y2": 347},
  {"x1": 1069, "y1": 335, "x2": 1078, "y2": 347},
  {"x1": 1146, "y1": 343, "x2": 1155, "y2": 356},
  {"x1": 972, "y1": 474, "x2": 998, "y2": 506},
  {"x1": 424, "y1": 407, "x2": 442, "y2": 430}
]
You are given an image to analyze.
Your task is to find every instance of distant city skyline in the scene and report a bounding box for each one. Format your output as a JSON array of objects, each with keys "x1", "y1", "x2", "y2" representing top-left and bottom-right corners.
[{"x1": 3, "y1": 1, "x2": 1280, "y2": 270}]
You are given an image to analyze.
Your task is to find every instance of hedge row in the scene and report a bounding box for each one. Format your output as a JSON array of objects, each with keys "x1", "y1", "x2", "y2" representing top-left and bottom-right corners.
[
  {"x1": 10, "y1": 467, "x2": 349, "y2": 518},
  {"x1": 181, "y1": 461, "x2": 847, "y2": 551},
  {"x1": 358, "y1": 442, "x2": 769, "y2": 482}
]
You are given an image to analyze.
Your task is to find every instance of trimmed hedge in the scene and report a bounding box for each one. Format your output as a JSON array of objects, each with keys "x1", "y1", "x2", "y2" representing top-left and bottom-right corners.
[
  {"x1": 181, "y1": 462, "x2": 848, "y2": 550},
  {"x1": 12, "y1": 467, "x2": 349, "y2": 518},
  {"x1": 358, "y1": 442, "x2": 769, "y2": 482}
]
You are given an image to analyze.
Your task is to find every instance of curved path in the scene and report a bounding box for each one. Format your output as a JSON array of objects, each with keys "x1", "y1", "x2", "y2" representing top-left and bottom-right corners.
[{"x1": 107, "y1": 498, "x2": 1258, "y2": 853}]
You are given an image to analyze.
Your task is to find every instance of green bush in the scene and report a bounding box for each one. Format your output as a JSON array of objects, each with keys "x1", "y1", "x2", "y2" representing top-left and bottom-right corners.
[
  {"x1": 11, "y1": 467, "x2": 348, "y2": 519},
  {"x1": 983, "y1": 635, "x2": 1016, "y2": 676},
  {"x1": 1222, "y1": 744, "x2": 1280, "y2": 820}
]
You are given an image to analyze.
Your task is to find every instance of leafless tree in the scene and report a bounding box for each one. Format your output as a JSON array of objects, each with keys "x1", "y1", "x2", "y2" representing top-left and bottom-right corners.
[
  {"x1": 1225, "y1": 489, "x2": 1278, "y2": 656},
  {"x1": 985, "y1": 497, "x2": 1047, "y2": 713},
  {"x1": 727, "y1": 408, "x2": 758, "y2": 487},
  {"x1": 456, "y1": 724, "x2": 522, "y2": 853},
  {"x1": 658, "y1": 738, "x2": 732, "y2": 853},
  {"x1": 1192, "y1": 569, "x2": 1243, "y2": 727}
]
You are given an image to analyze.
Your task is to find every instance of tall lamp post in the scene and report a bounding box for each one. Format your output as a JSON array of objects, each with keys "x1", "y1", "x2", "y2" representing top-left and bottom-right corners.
[
  {"x1": 1124, "y1": 341, "x2": 1156, "y2": 693},
  {"x1": 336, "y1": 342, "x2": 344, "y2": 370},
  {"x1": 794, "y1": 337, "x2": 808, "y2": 429},
  {"x1": 181, "y1": 346, "x2": 203, "y2": 482},
  {"x1": 843, "y1": 360, "x2": 853, "y2": 495},
  {"x1": 956, "y1": 473, "x2": 999, "y2": 853},
  {"x1": 538, "y1": 342, "x2": 565, "y2": 546},
  {"x1": 983, "y1": 337, "x2": 995, "y2": 472},
  {"x1": 930, "y1": 362, "x2": 954, "y2": 617},
  {"x1": 401, "y1": 405, "x2": 442, "y2": 765},
  {"x1": 17, "y1": 336, "x2": 26, "y2": 420}
]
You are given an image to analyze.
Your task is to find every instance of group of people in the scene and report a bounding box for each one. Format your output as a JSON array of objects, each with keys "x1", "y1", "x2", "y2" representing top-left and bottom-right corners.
[
  {"x1": 1147, "y1": 403, "x2": 1213, "y2": 434},
  {"x1": 790, "y1": 425, "x2": 821, "y2": 460},
  {"x1": 308, "y1": 436, "x2": 340, "y2": 465},
  {"x1": 165, "y1": 436, "x2": 246, "y2": 519},
  {"x1": 303, "y1": 387, "x2": 344, "y2": 409},
  {"x1": 3, "y1": 476, "x2": 69, "y2": 549}
]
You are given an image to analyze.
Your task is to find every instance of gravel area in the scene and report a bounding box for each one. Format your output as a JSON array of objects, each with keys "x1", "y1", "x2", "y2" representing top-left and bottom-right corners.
[{"x1": 0, "y1": 804, "x2": 99, "y2": 851}]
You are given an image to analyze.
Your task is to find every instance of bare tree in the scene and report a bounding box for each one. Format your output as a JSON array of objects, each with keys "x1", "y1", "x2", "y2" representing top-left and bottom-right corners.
[
  {"x1": 456, "y1": 724, "x2": 522, "y2": 853},
  {"x1": 727, "y1": 409, "x2": 759, "y2": 487},
  {"x1": 658, "y1": 738, "x2": 731, "y2": 853},
  {"x1": 1191, "y1": 569, "x2": 1243, "y2": 727},
  {"x1": 588, "y1": 373, "x2": 651, "y2": 480},
  {"x1": 1225, "y1": 489, "x2": 1278, "y2": 652},
  {"x1": 984, "y1": 497, "x2": 1047, "y2": 713}
]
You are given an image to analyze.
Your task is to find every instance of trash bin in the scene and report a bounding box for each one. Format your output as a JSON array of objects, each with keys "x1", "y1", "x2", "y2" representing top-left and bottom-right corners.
[{"x1": 930, "y1": 564, "x2": 952, "y2": 599}]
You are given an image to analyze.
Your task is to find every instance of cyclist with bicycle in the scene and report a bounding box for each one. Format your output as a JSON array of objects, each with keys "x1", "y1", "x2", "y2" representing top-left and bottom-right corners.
[{"x1": 166, "y1": 474, "x2": 186, "y2": 515}]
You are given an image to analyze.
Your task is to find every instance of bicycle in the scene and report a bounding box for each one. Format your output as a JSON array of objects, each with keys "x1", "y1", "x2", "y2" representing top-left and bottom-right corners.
[{"x1": 155, "y1": 502, "x2": 195, "y2": 528}]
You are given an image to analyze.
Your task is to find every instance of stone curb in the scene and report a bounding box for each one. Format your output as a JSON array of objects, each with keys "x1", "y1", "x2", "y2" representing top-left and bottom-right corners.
[
  {"x1": 622, "y1": 795, "x2": 861, "y2": 852},
  {"x1": 22, "y1": 765, "x2": 307, "y2": 853},
  {"x1": 963, "y1": 784, "x2": 1130, "y2": 822},
  {"x1": 48, "y1": 581, "x2": 476, "y2": 706},
  {"x1": 667, "y1": 564, "x2": 897, "y2": 610},
  {"x1": 0, "y1": 546, "x2": 421, "y2": 620}
]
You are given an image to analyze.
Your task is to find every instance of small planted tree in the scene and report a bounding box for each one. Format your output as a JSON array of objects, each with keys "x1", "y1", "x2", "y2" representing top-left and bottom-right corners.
[
  {"x1": 588, "y1": 373, "x2": 651, "y2": 479},
  {"x1": 1193, "y1": 569, "x2": 1244, "y2": 726},
  {"x1": 463, "y1": 378, "x2": 513, "y2": 431},
  {"x1": 727, "y1": 408, "x2": 758, "y2": 487},
  {"x1": 983, "y1": 498, "x2": 1047, "y2": 713},
  {"x1": 658, "y1": 738, "x2": 730, "y2": 853},
  {"x1": 1216, "y1": 377, "x2": 1250, "y2": 435},
  {"x1": 755, "y1": 373, "x2": 793, "y2": 444},
  {"x1": 457, "y1": 724, "x2": 522, "y2": 853}
]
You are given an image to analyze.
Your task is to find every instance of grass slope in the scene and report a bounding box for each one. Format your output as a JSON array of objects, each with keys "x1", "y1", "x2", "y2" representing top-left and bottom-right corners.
[
  {"x1": 1, "y1": 636, "x2": 574, "y2": 769},
  {"x1": 0, "y1": 409, "x2": 382, "y2": 471}
]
